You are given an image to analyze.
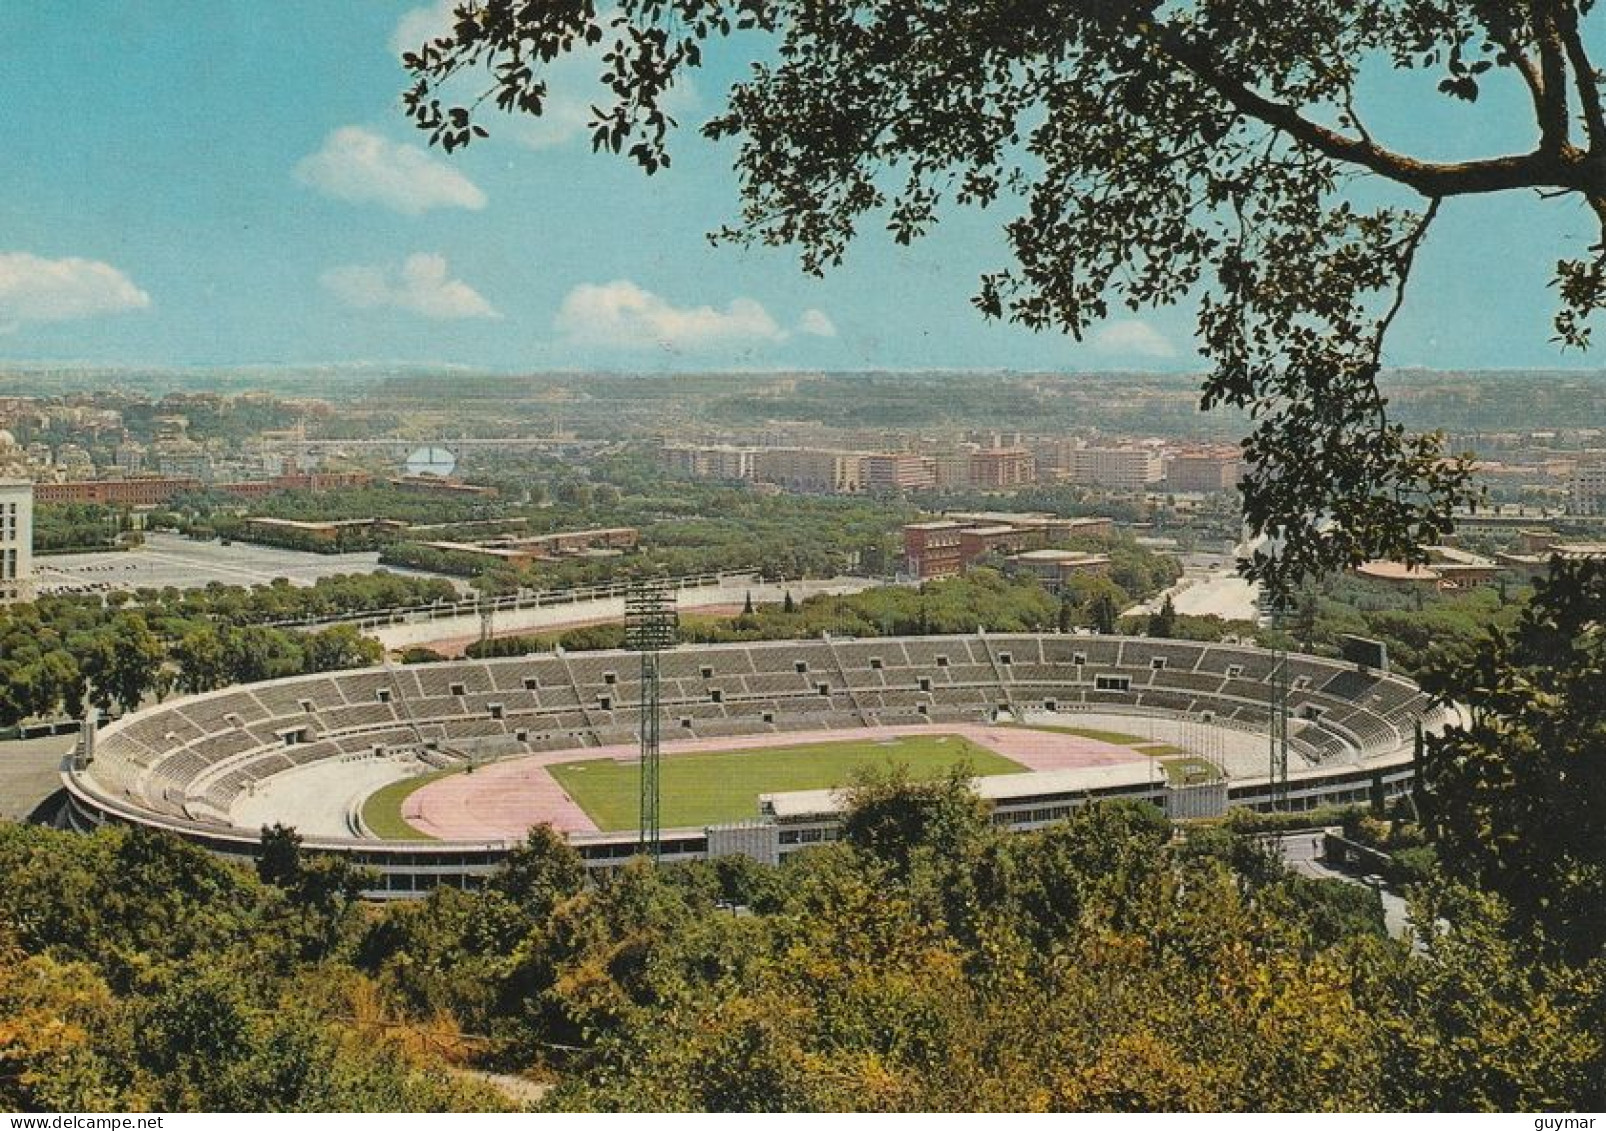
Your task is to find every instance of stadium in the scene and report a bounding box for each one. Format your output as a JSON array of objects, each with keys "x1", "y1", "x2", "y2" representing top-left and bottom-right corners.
[{"x1": 61, "y1": 633, "x2": 1445, "y2": 897}]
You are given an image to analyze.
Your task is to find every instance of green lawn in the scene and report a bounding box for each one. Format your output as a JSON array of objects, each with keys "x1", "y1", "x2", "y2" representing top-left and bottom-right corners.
[
  {"x1": 548, "y1": 734, "x2": 1028, "y2": 831},
  {"x1": 1157, "y1": 756, "x2": 1225, "y2": 785},
  {"x1": 361, "y1": 768, "x2": 457, "y2": 840}
]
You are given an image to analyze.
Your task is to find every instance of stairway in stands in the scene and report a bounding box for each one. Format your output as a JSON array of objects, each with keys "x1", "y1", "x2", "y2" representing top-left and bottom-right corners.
[
  {"x1": 977, "y1": 630, "x2": 1023, "y2": 723},
  {"x1": 821, "y1": 632, "x2": 874, "y2": 728}
]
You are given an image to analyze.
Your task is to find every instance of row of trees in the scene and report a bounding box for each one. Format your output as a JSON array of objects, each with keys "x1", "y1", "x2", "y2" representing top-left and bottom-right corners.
[
  {"x1": 31, "y1": 504, "x2": 130, "y2": 555},
  {"x1": 1270, "y1": 573, "x2": 1530, "y2": 678},
  {"x1": 0, "y1": 580, "x2": 408, "y2": 726},
  {"x1": 0, "y1": 601, "x2": 381, "y2": 726}
]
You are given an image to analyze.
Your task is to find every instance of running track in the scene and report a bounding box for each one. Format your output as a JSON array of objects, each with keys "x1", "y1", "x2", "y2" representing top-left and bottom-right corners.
[{"x1": 402, "y1": 723, "x2": 1148, "y2": 841}]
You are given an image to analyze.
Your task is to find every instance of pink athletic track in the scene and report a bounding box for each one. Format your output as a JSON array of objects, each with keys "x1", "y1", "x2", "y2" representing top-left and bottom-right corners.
[{"x1": 402, "y1": 723, "x2": 1149, "y2": 841}]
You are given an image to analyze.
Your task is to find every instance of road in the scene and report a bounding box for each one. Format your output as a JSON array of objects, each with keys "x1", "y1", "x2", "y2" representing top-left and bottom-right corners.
[
  {"x1": 1128, "y1": 552, "x2": 1262, "y2": 623},
  {"x1": 0, "y1": 734, "x2": 75, "y2": 822},
  {"x1": 368, "y1": 575, "x2": 885, "y2": 653}
]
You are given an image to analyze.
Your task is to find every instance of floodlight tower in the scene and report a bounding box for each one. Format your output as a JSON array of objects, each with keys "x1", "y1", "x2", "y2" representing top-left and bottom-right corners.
[
  {"x1": 1266, "y1": 595, "x2": 1292, "y2": 810},
  {"x1": 1248, "y1": 527, "x2": 1291, "y2": 810},
  {"x1": 625, "y1": 580, "x2": 677, "y2": 861}
]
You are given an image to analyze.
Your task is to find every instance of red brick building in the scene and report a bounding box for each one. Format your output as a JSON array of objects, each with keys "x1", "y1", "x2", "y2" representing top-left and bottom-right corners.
[{"x1": 902, "y1": 521, "x2": 967, "y2": 579}]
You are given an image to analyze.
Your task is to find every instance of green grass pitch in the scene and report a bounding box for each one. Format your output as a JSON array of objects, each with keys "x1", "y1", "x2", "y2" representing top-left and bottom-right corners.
[
  {"x1": 548, "y1": 734, "x2": 1029, "y2": 831},
  {"x1": 361, "y1": 769, "x2": 455, "y2": 840}
]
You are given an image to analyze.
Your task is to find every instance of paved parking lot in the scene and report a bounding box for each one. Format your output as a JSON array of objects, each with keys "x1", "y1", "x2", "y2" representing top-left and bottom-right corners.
[
  {"x1": 0, "y1": 734, "x2": 74, "y2": 822},
  {"x1": 35, "y1": 532, "x2": 451, "y2": 595}
]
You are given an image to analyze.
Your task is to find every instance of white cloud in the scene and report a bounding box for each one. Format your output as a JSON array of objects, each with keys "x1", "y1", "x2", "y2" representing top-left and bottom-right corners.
[
  {"x1": 321, "y1": 254, "x2": 498, "y2": 320},
  {"x1": 294, "y1": 127, "x2": 486, "y2": 215},
  {"x1": 556, "y1": 280, "x2": 788, "y2": 351},
  {"x1": 0, "y1": 252, "x2": 150, "y2": 330},
  {"x1": 391, "y1": 0, "x2": 456, "y2": 58},
  {"x1": 798, "y1": 309, "x2": 837, "y2": 338},
  {"x1": 1092, "y1": 319, "x2": 1175, "y2": 359}
]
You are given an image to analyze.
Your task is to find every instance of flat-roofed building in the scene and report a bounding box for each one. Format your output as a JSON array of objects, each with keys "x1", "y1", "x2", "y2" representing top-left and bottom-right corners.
[
  {"x1": 659, "y1": 444, "x2": 759, "y2": 481},
  {"x1": 947, "y1": 512, "x2": 1115, "y2": 541},
  {"x1": 903, "y1": 521, "x2": 966, "y2": 579},
  {"x1": 34, "y1": 471, "x2": 372, "y2": 508},
  {"x1": 1068, "y1": 447, "x2": 1164, "y2": 492},
  {"x1": 1007, "y1": 548, "x2": 1112, "y2": 589},
  {"x1": 33, "y1": 476, "x2": 203, "y2": 507},
  {"x1": 1355, "y1": 550, "x2": 1506, "y2": 593},
  {"x1": 387, "y1": 476, "x2": 499, "y2": 498},
  {"x1": 419, "y1": 526, "x2": 640, "y2": 568},
  {"x1": 968, "y1": 447, "x2": 1037, "y2": 490},
  {"x1": 1545, "y1": 540, "x2": 1606, "y2": 560},
  {"x1": 243, "y1": 516, "x2": 400, "y2": 546},
  {"x1": 753, "y1": 448, "x2": 864, "y2": 494},
  {"x1": 903, "y1": 512, "x2": 1117, "y2": 579},
  {"x1": 1355, "y1": 561, "x2": 1443, "y2": 589},
  {"x1": 1569, "y1": 461, "x2": 1606, "y2": 515},
  {"x1": 959, "y1": 524, "x2": 1034, "y2": 562},
  {"x1": 862, "y1": 452, "x2": 937, "y2": 494},
  {"x1": 1167, "y1": 447, "x2": 1242, "y2": 493},
  {"x1": 0, "y1": 479, "x2": 33, "y2": 605},
  {"x1": 928, "y1": 448, "x2": 976, "y2": 489}
]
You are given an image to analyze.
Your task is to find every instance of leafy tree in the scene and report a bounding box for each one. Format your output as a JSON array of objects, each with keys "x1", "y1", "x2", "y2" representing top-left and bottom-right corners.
[
  {"x1": 173, "y1": 626, "x2": 230, "y2": 695},
  {"x1": 257, "y1": 823, "x2": 306, "y2": 890},
  {"x1": 302, "y1": 623, "x2": 384, "y2": 673},
  {"x1": 1147, "y1": 595, "x2": 1179, "y2": 639},
  {"x1": 840, "y1": 763, "x2": 994, "y2": 879},
  {"x1": 396, "y1": 3, "x2": 1606, "y2": 591},
  {"x1": 488, "y1": 824, "x2": 587, "y2": 920},
  {"x1": 78, "y1": 612, "x2": 164, "y2": 714},
  {"x1": 1090, "y1": 592, "x2": 1119, "y2": 636},
  {"x1": 1416, "y1": 557, "x2": 1606, "y2": 961}
]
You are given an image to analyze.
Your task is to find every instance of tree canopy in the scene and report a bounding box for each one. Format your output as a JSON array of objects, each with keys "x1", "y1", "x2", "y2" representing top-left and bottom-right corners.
[
  {"x1": 401, "y1": 2, "x2": 1606, "y2": 593},
  {"x1": 1417, "y1": 557, "x2": 1606, "y2": 961}
]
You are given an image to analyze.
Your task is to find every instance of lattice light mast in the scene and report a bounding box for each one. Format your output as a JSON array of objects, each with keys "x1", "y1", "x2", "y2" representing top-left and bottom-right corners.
[
  {"x1": 1266, "y1": 596, "x2": 1292, "y2": 810},
  {"x1": 1248, "y1": 526, "x2": 1292, "y2": 811},
  {"x1": 625, "y1": 581, "x2": 676, "y2": 861}
]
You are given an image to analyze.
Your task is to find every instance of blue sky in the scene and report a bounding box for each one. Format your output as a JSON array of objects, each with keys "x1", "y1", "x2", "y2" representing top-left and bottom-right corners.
[{"x1": 0, "y1": 2, "x2": 1600, "y2": 373}]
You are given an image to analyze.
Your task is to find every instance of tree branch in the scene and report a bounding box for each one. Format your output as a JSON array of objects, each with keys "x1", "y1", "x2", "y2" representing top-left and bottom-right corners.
[
  {"x1": 1373, "y1": 199, "x2": 1442, "y2": 372},
  {"x1": 1556, "y1": 3, "x2": 1606, "y2": 153},
  {"x1": 1149, "y1": 21, "x2": 1596, "y2": 199},
  {"x1": 1497, "y1": 33, "x2": 1551, "y2": 128},
  {"x1": 1532, "y1": 2, "x2": 1575, "y2": 152}
]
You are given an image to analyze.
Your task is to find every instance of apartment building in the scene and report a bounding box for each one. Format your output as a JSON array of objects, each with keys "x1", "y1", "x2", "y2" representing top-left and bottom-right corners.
[
  {"x1": 968, "y1": 447, "x2": 1037, "y2": 490},
  {"x1": 1166, "y1": 447, "x2": 1243, "y2": 493},
  {"x1": 754, "y1": 448, "x2": 865, "y2": 494},
  {"x1": 862, "y1": 452, "x2": 937, "y2": 493},
  {"x1": 1067, "y1": 447, "x2": 1165, "y2": 492}
]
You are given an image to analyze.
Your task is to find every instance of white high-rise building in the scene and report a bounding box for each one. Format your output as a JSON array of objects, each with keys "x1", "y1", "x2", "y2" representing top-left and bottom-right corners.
[
  {"x1": 1067, "y1": 447, "x2": 1165, "y2": 492},
  {"x1": 0, "y1": 479, "x2": 33, "y2": 605},
  {"x1": 1570, "y1": 460, "x2": 1606, "y2": 516}
]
